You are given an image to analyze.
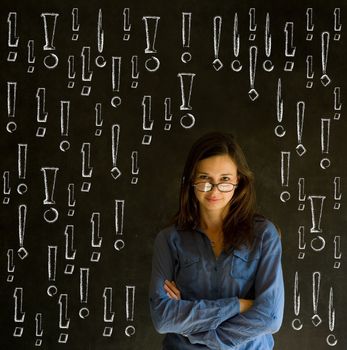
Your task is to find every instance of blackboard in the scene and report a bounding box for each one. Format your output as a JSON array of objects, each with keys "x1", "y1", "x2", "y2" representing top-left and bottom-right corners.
[{"x1": 1, "y1": 0, "x2": 346, "y2": 349}]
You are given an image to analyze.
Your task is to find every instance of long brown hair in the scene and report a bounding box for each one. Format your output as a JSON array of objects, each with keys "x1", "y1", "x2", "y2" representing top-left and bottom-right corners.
[{"x1": 172, "y1": 132, "x2": 257, "y2": 250}]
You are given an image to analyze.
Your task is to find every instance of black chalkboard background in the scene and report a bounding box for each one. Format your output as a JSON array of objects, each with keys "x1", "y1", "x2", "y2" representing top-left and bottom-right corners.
[{"x1": 1, "y1": 0, "x2": 346, "y2": 349}]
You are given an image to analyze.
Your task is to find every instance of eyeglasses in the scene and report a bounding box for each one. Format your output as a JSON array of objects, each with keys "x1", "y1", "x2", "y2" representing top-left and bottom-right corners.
[{"x1": 193, "y1": 182, "x2": 238, "y2": 193}]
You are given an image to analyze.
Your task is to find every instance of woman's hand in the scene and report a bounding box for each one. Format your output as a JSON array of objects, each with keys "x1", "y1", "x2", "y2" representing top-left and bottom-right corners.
[
  {"x1": 164, "y1": 280, "x2": 181, "y2": 300},
  {"x1": 239, "y1": 298, "x2": 254, "y2": 313}
]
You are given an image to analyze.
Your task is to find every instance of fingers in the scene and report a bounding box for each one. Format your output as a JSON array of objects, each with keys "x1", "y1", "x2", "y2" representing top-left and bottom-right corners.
[{"x1": 164, "y1": 280, "x2": 181, "y2": 300}]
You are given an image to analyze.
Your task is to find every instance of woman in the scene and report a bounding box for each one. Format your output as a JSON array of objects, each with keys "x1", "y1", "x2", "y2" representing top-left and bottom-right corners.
[{"x1": 149, "y1": 132, "x2": 284, "y2": 349}]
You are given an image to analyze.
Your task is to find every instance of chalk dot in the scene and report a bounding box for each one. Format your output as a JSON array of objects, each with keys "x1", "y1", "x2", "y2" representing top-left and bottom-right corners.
[
  {"x1": 79, "y1": 307, "x2": 90, "y2": 319},
  {"x1": 6, "y1": 121, "x2": 17, "y2": 133},
  {"x1": 280, "y1": 191, "x2": 290, "y2": 202},
  {"x1": 44, "y1": 207, "x2": 59, "y2": 223},
  {"x1": 125, "y1": 325, "x2": 136, "y2": 337},
  {"x1": 47, "y1": 285, "x2": 58, "y2": 297}
]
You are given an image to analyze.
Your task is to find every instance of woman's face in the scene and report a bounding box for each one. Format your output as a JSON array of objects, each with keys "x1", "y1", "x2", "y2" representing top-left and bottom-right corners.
[{"x1": 193, "y1": 154, "x2": 239, "y2": 217}]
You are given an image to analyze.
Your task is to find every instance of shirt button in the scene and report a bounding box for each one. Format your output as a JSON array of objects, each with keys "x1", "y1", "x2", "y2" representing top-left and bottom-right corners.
[{"x1": 214, "y1": 267, "x2": 218, "y2": 271}]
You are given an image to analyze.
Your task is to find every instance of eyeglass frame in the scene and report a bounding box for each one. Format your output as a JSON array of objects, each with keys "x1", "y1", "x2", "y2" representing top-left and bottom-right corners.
[{"x1": 192, "y1": 182, "x2": 238, "y2": 193}]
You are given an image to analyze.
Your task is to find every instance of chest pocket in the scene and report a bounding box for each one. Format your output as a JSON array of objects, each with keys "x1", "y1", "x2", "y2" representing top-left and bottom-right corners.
[
  {"x1": 230, "y1": 247, "x2": 260, "y2": 281},
  {"x1": 176, "y1": 256, "x2": 200, "y2": 287}
]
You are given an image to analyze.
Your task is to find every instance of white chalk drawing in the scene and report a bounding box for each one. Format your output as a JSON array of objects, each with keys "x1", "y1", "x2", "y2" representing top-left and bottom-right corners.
[
  {"x1": 292, "y1": 271, "x2": 303, "y2": 330},
  {"x1": 141, "y1": 96, "x2": 154, "y2": 144},
  {"x1": 67, "y1": 55, "x2": 76, "y2": 88},
  {"x1": 71, "y1": 8, "x2": 80, "y2": 41},
  {"x1": 91, "y1": 212, "x2": 102, "y2": 262},
  {"x1": 35, "y1": 313, "x2": 43, "y2": 346},
  {"x1": 274, "y1": 78, "x2": 285, "y2": 137},
  {"x1": 79, "y1": 268, "x2": 90, "y2": 319},
  {"x1": 248, "y1": 46, "x2": 259, "y2": 101},
  {"x1": 47, "y1": 245, "x2": 58, "y2": 296},
  {"x1": 321, "y1": 31, "x2": 331, "y2": 86},
  {"x1": 298, "y1": 178, "x2": 306, "y2": 211},
  {"x1": 284, "y1": 22, "x2": 296, "y2": 71},
  {"x1": 67, "y1": 183, "x2": 76, "y2": 216},
  {"x1": 164, "y1": 97, "x2": 173, "y2": 131},
  {"x1": 131, "y1": 151, "x2": 140, "y2": 184},
  {"x1": 123, "y1": 8, "x2": 131, "y2": 41},
  {"x1": 280, "y1": 151, "x2": 290, "y2": 202},
  {"x1": 308, "y1": 195, "x2": 326, "y2": 252},
  {"x1": 296, "y1": 101, "x2": 306, "y2": 156},
  {"x1": 81, "y1": 143, "x2": 93, "y2": 192},
  {"x1": 131, "y1": 55, "x2": 139, "y2": 88},
  {"x1": 212, "y1": 16, "x2": 223, "y2": 71},
  {"x1": 27, "y1": 39, "x2": 35, "y2": 73},
  {"x1": 333, "y1": 87, "x2": 341, "y2": 120},
  {"x1": 111, "y1": 57, "x2": 122, "y2": 108},
  {"x1": 306, "y1": 8, "x2": 314, "y2": 41},
  {"x1": 41, "y1": 167, "x2": 59, "y2": 223},
  {"x1": 41, "y1": 13, "x2": 59, "y2": 69},
  {"x1": 333, "y1": 236, "x2": 341, "y2": 269},
  {"x1": 178, "y1": 73, "x2": 196, "y2": 128},
  {"x1": 60, "y1": 101, "x2": 70, "y2": 151},
  {"x1": 333, "y1": 177, "x2": 342, "y2": 210},
  {"x1": 231, "y1": 13, "x2": 242, "y2": 72},
  {"x1": 312, "y1": 271, "x2": 322, "y2": 327},
  {"x1": 81, "y1": 46, "x2": 93, "y2": 95},
  {"x1": 13, "y1": 287, "x2": 25, "y2": 337},
  {"x1": 333, "y1": 8, "x2": 341, "y2": 41},
  {"x1": 95, "y1": 103, "x2": 103, "y2": 136},
  {"x1": 306, "y1": 55, "x2": 314, "y2": 89},
  {"x1": 297, "y1": 226, "x2": 306, "y2": 259},
  {"x1": 3, "y1": 171, "x2": 11, "y2": 204},
  {"x1": 18, "y1": 204, "x2": 28, "y2": 259},
  {"x1": 36, "y1": 87, "x2": 48, "y2": 137},
  {"x1": 111, "y1": 124, "x2": 122, "y2": 179},
  {"x1": 7, "y1": 249, "x2": 15, "y2": 282},
  {"x1": 58, "y1": 294, "x2": 69, "y2": 343},
  {"x1": 143, "y1": 16, "x2": 160, "y2": 72},
  {"x1": 263, "y1": 13, "x2": 274, "y2": 72},
  {"x1": 103, "y1": 287, "x2": 115, "y2": 336},
  {"x1": 327, "y1": 287, "x2": 338, "y2": 346},
  {"x1": 7, "y1": 12, "x2": 19, "y2": 62},
  {"x1": 96, "y1": 9, "x2": 106, "y2": 68},
  {"x1": 248, "y1": 8, "x2": 256, "y2": 41},
  {"x1": 6, "y1": 81, "x2": 17, "y2": 133},
  {"x1": 64, "y1": 225, "x2": 76, "y2": 263},
  {"x1": 17, "y1": 144, "x2": 28, "y2": 194},
  {"x1": 125, "y1": 285, "x2": 136, "y2": 337},
  {"x1": 181, "y1": 12, "x2": 192, "y2": 63},
  {"x1": 320, "y1": 118, "x2": 331, "y2": 169},
  {"x1": 114, "y1": 199, "x2": 125, "y2": 251}
]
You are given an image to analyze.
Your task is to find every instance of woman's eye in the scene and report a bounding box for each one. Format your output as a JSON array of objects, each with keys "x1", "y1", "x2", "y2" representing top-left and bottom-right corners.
[
  {"x1": 198, "y1": 175, "x2": 209, "y2": 180},
  {"x1": 221, "y1": 177, "x2": 230, "y2": 182}
]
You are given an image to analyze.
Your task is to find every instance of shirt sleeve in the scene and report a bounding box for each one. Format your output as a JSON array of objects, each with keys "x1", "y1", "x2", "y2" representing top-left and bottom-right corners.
[
  {"x1": 187, "y1": 222, "x2": 285, "y2": 349},
  {"x1": 149, "y1": 229, "x2": 241, "y2": 335}
]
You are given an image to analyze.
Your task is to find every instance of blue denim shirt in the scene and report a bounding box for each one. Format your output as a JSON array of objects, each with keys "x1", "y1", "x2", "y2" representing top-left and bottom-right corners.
[{"x1": 149, "y1": 217, "x2": 284, "y2": 350}]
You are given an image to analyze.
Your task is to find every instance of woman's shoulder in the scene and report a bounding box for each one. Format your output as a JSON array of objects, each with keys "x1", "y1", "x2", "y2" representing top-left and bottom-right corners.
[{"x1": 253, "y1": 215, "x2": 281, "y2": 241}]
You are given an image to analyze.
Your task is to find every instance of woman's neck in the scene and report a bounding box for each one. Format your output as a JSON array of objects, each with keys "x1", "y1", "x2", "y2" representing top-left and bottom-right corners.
[{"x1": 199, "y1": 209, "x2": 225, "y2": 234}]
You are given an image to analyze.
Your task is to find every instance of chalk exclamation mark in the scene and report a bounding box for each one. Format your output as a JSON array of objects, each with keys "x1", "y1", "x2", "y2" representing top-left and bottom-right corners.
[
  {"x1": 123, "y1": 8, "x2": 131, "y2": 41},
  {"x1": 321, "y1": 32, "x2": 331, "y2": 86},
  {"x1": 280, "y1": 151, "x2": 291, "y2": 202},
  {"x1": 95, "y1": 9, "x2": 106, "y2": 68},
  {"x1": 248, "y1": 46, "x2": 259, "y2": 101},
  {"x1": 81, "y1": 143, "x2": 93, "y2": 192},
  {"x1": 333, "y1": 87, "x2": 341, "y2": 120},
  {"x1": 79, "y1": 268, "x2": 90, "y2": 318},
  {"x1": 284, "y1": 22, "x2": 296, "y2": 71},
  {"x1": 18, "y1": 204, "x2": 28, "y2": 259},
  {"x1": 71, "y1": 8, "x2": 80, "y2": 41},
  {"x1": 81, "y1": 47, "x2": 93, "y2": 96},
  {"x1": 131, "y1": 55, "x2": 139, "y2": 88},
  {"x1": 143, "y1": 16, "x2": 160, "y2": 72},
  {"x1": 7, "y1": 249, "x2": 15, "y2": 282},
  {"x1": 274, "y1": 78, "x2": 286, "y2": 137},
  {"x1": 67, "y1": 183, "x2": 76, "y2": 216},
  {"x1": 3, "y1": 171, "x2": 11, "y2": 205},
  {"x1": 67, "y1": 55, "x2": 76, "y2": 88},
  {"x1": 292, "y1": 271, "x2": 303, "y2": 330},
  {"x1": 212, "y1": 16, "x2": 223, "y2": 71},
  {"x1": 41, "y1": 167, "x2": 59, "y2": 223},
  {"x1": 164, "y1": 97, "x2": 173, "y2": 131},
  {"x1": 111, "y1": 124, "x2": 121, "y2": 179},
  {"x1": 13, "y1": 287, "x2": 25, "y2": 337},
  {"x1": 231, "y1": 13, "x2": 242, "y2": 72},
  {"x1": 333, "y1": 236, "x2": 341, "y2": 269},
  {"x1": 90, "y1": 212, "x2": 102, "y2": 262},
  {"x1": 114, "y1": 199, "x2": 125, "y2": 251},
  {"x1": 296, "y1": 102, "x2": 306, "y2": 156},
  {"x1": 58, "y1": 294, "x2": 70, "y2": 343},
  {"x1": 17, "y1": 144, "x2": 28, "y2": 195},
  {"x1": 131, "y1": 151, "x2": 140, "y2": 185},
  {"x1": 35, "y1": 313, "x2": 43, "y2": 346},
  {"x1": 36, "y1": 88, "x2": 48, "y2": 137},
  {"x1": 103, "y1": 287, "x2": 115, "y2": 337},
  {"x1": 95, "y1": 103, "x2": 103, "y2": 136},
  {"x1": 306, "y1": 8, "x2": 314, "y2": 41},
  {"x1": 312, "y1": 271, "x2": 322, "y2": 327},
  {"x1": 308, "y1": 195, "x2": 326, "y2": 252},
  {"x1": 181, "y1": 12, "x2": 192, "y2": 63},
  {"x1": 298, "y1": 178, "x2": 306, "y2": 211},
  {"x1": 248, "y1": 8, "x2": 256, "y2": 41},
  {"x1": 326, "y1": 287, "x2": 338, "y2": 346},
  {"x1": 111, "y1": 57, "x2": 122, "y2": 108},
  {"x1": 178, "y1": 73, "x2": 196, "y2": 129},
  {"x1": 297, "y1": 226, "x2": 306, "y2": 259},
  {"x1": 7, "y1": 12, "x2": 19, "y2": 62},
  {"x1": 306, "y1": 55, "x2": 314, "y2": 89},
  {"x1": 41, "y1": 13, "x2": 59, "y2": 69},
  {"x1": 60, "y1": 101, "x2": 70, "y2": 152},
  {"x1": 27, "y1": 40, "x2": 35, "y2": 73},
  {"x1": 263, "y1": 13, "x2": 274, "y2": 72},
  {"x1": 333, "y1": 177, "x2": 342, "y2": 210},
  {"x1": 125, "y1": 285, "x2": 136, "y2": 337},
  {"x1": 47, "y1": 246, "x2": 58, "y2": 297},
  {"x1": 333, "y1": 8, "x2": 341, "y2": 41},
  {"x1": 141, "y1": 96, "x2": 154, "y2": 144},
  {"x1": 320, "y1": 118, "x2": 331, "y2": 169},
  {"x1": 7, "y1": 81, "x2": 17, "y2": 133},
  {"x1": 64, "y1": 225, "x2": 76, "y2": 275}
]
